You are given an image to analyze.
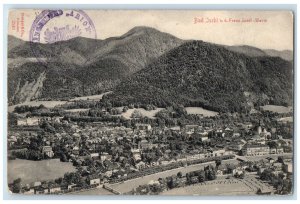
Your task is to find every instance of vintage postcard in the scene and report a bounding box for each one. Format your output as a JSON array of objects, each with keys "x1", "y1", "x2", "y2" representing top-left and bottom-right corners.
[{"x1": 7, "y1": 9, "x2": 294, "y2": 196}]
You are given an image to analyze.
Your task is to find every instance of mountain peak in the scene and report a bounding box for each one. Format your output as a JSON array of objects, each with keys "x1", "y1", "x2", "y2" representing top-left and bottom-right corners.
[
  {"x1": 127, "y1": 26, "x2": 160, "y2": 33},
  {"x1": 122, "y1": 26, "x2": 171, "y2": 39}
]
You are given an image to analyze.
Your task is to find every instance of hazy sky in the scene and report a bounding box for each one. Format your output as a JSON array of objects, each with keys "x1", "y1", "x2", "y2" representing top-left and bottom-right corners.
[{"x1": 9, "y1": 10, "x2": 293, "y2": 50}]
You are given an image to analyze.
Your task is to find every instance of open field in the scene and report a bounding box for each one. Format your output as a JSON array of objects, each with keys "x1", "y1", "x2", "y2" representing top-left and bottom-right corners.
[
  {"x1": 260, "y1": 105, "x2": 292, "y2": 113},
  {"x1": 185, "y1": 107, "x2": 218, "y2": 117},
  {"x1": 8, "y1": 101, "x2": 68, "y2": 112},
  {"x1": 108, "y1": 159, "x2": 238, "y2": 194},
  {"x1": 277, "y1": 117, "x2": 293, "y2": 123},
  {"x1": 160, "y1": 175, "x2": 273, "y2": 196},
  {"x1": 64, "y1": 108, "x2": 90, "y2": 113},
  {"x1": 8, "y1": 92, "x2": 112, "y2": 112},
  {"x1": 160, "y1": 178, "x2": 253, "y2": 196},
  {"x1": 120, "y1": 108, "x2": 165, "y2": 119},
  {"x1": 8, "y1": 159, "x2": 76, "y2": 184},
  {"x1": 69, "y1": 92, "x2": 112, "y2": 101},
  {"x1": 69, "y1": 187, "x2": 114, "y2": 195}
]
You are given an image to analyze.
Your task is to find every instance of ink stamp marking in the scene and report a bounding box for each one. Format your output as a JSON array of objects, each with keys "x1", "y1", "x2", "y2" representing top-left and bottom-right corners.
[{"x1": 29, "y1": 10, "x2": 97, "y2": 64}]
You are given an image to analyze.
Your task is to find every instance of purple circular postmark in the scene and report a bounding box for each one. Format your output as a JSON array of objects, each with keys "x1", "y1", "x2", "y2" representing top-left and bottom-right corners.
[{"x1": 29, "y1": 9, "x2": 97, "y2": 65}]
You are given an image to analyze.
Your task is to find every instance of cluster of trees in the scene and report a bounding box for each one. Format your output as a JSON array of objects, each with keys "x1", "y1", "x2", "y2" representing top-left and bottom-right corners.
[
  {"x1": 261, "y1": 109, "x2": 293, "y2": 119},
  {"x1": 276, "y1": 123, "x2": 293, "y2": 139},
  {"x1": 260, "y1": 169, "x2": 292, "y2": 195},
  {"x1": 141, "y1": 148, "x2": 163, "y2": 164},
  {"x1": 9, "y1": 178, "x2": 22, "y2": 193},
  {"x1": 10, "y1": 134, "x2": 54, "y2": 160},
  {"x1": 39, "y1": 120, "x2": 56, "y2": 133},
  {"x1": 188, "y1": 165, "x2": 216, "y2": 183},
  {"x1": 12, "y1": 149, "x2": 45, "y2": 161},
  {"x1": 111, "y1": 155, "x2": 233, "y2": 184},
  {"x1": 60, "y1": 100, "x2": 98, "y2": 110},
  {"x1": 131, "y1": 178, "x2": 168, "y2": 195},
  {"x1": 131, "y1": 109, "x2": 143, "y2": 118},
  {"x1": 8, "y1": 113, "x2": 18, "y2": 127},
  {"x1": 57, "y1": 172, "x2": 87, "y2": 187},
  {"x1": 134, "y1": 165, "x2": 217, "y2": 195},
  {"x1": 233, "y1": 171, "x2": 245, "y2": 179},
  {"x1": 13, "y1": 104, "x2": 47, "y2": 113}
]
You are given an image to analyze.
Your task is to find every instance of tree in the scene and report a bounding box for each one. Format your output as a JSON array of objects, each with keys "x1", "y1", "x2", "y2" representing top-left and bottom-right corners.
[
  {"x1": 60, "y1": 153, "x2": 68, "y2": 162},
  {"x1": 123, "y1": 106, "x2": 129, "y2": 113},
  {"x1": 177, "y1": 171, "x2": 183, "y2": 178},
  {"x1": 207, "y1": 169, "x2": 216, "y2": 180},
  {"x1": 277, "y1": 156, "x2": 284, "y2": 164},
  {"x1": 267, "y1": 141, "x2": 278, "y2": 149},
  {"x1": 204, "y1": 165, "x2": 216, "y2": 181},
  {"x1": 131, "y1": 110, "x2": 143, "y2": 119},
  {"x1": 38, "y1": 104, "x2": 46, "y2": 109},
  {"x1": 40, "y1": 121, "x2": 56, "y2": 133},
  {"x1": 215, "y1": 159, "x2": 222, "y2": 169},
  {"x1": 256, "y1": 188, "x2": 262, "y2": 195},
  {"x1": 234, "y1": 171, "x2": 245, "y2": 179},
  {"x1": 11, "y1": 178, "x2": 21, "y2": 193},
  {"x1": 260, "y1": 169, "x2": 273, "y2": 181},
  {"x1": 198, "y1": 170, "x2": 206, "y2": 182},
  {"x1": 167, "y1": 177, "x2": 175, "y2": 189},
  {"x1": 55, "y1": 177, "x2": 63, "y2": 184}
]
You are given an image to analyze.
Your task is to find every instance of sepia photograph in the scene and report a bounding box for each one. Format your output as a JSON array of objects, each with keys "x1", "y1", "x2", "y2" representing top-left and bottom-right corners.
[{"x1": 6, "y1": 9, "x2": 294, "y2": 197}]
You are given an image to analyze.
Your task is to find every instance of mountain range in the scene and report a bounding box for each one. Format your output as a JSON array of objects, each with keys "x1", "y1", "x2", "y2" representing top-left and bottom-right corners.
[
  {"x1": 8, "y1": 27, "x2": 183, "y2": 105},
  {"x1": 8, "y1": 26, "x2": 293, "y2": 112}
]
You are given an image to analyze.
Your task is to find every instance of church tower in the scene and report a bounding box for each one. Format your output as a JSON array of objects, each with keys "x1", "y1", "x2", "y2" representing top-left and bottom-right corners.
[{"x1": 257, "y1": 120, "x2": 262, "y2": 135}]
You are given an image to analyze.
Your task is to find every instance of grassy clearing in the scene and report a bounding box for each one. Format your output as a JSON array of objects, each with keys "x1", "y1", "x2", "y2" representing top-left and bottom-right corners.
[
  {"x1": 185, "y1": 107, "x2": 218, "y2": 117},
  {"x1": 120, "y1": 108, "x2": 165, "y2": 119},
  {"x1": 277, "y1": 117, "x2": 293, "y2": 122},
  {"x1": 160, "y1": 178, "x2": 254, "y2": 195},
  {"x1": 69, "y1": 187, "x2": 114, "y2": 195},
  {"x1": 260, "y1": 105, "x2": 292, "y2": 113},
  {"x1": 64, "y1": 109, "x2": 90, "y2": 113},
  {"x1": 8, "y1": 159, "x2": 76, "y2": 184},
  {"x1": 69, "y1": 92, "x2": 112, "y2": 101},
  {"x1": 8, "y1": 101, "x2": 68, "y2": 112},
  {"x1": 8, "y1": 92, "x2": 112, "y2": 113}
]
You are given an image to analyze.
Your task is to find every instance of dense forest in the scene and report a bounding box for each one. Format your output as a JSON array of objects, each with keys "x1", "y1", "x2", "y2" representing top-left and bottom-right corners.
[{"x1": 105, "y1": 40, "x2": 293, "y2": 113}]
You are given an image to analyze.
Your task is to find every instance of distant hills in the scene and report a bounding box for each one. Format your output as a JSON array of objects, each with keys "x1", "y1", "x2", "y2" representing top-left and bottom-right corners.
[
  {"x1": 8, "y1": 27, "x2": 183, "y2": 105},
  {"x1": 105, "y1": 40, "x2": 293, "y2": 112},
  {"x1": 264, "y1": 49, "x2": 293, "y2": 61},
  {"x1": 226, "y1": 45, "x2": 293, "y2": 61}
]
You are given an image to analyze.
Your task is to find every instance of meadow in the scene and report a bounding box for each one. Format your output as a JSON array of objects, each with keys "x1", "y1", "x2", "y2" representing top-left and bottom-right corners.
[
  {"x1": 185, "y1": 107, "x2": 218, "y2": 117},
  {"x1": 260, "y1": 105, "x2": 292, "y2": 113},
  {"x1": 119, "y1": 108, "x2": 165, "y2": 119},
  {"x1": 7, "y1": 159, "x2": 76, "y2": 184}
]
